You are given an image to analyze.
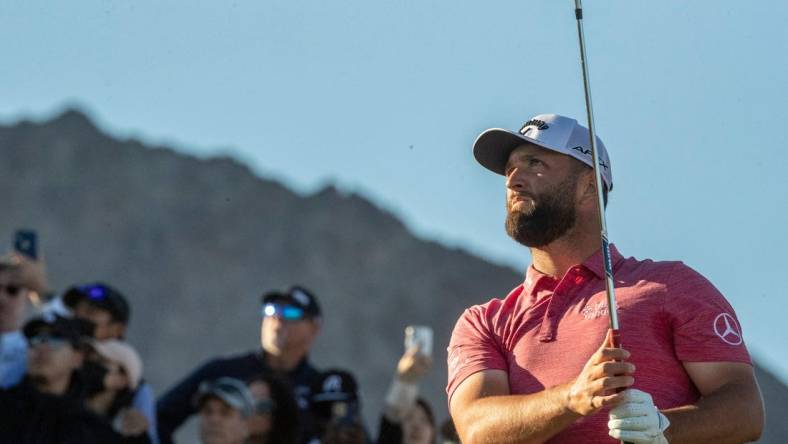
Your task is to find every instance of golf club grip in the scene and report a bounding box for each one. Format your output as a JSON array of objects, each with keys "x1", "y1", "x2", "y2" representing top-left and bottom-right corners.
[
  {"x1": 608, "y1": 328, "x2": 621, "y2": 349},
  {"x1": 608, "y1": 329, "x2": 625, "y2": 396},
  {"x1": 606, "y1": 329, "x2": 634, "y2": 444}
]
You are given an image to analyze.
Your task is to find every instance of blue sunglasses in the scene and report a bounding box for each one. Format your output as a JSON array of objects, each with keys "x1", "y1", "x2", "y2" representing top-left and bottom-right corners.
[{"x1": 262, "y1": 303, "x2": 306, "y2": 321}]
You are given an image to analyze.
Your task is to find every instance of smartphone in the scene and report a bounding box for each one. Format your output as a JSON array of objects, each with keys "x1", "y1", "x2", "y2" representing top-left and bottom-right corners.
[
  {"x1": 14, "y1": 230, "x2": 38, "y2": 260},
  {"x1": 404, "y1": 325, "x2": 433, "y2": 357}
]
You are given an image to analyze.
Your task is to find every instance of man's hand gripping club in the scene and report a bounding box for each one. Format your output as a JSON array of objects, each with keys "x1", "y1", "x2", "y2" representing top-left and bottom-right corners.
[{"x1": 566, "y1": 330, "x2": 635, "y2": 416}]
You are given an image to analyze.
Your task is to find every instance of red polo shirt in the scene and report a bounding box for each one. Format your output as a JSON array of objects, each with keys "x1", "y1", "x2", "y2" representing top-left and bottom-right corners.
[{"x1": 446, "y1": 245, "x2": 751, "y2": 443}]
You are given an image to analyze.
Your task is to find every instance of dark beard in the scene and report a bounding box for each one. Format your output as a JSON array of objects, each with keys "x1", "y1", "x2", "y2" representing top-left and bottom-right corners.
[{"x1": 505, "y1": 176, "x2": 578, "y2": 247}]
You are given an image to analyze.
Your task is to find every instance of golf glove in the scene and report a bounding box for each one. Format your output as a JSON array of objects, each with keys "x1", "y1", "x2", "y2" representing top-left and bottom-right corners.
[{"x1": 608, "y1": 389, "x2": 670, "y2": 444}]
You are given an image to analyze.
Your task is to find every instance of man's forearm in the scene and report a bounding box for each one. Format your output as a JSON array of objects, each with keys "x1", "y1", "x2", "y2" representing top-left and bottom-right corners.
[
  {"x1": 456, "y1": 383, "x2": 581, "y2": 444},
  {"x1": 662, "y1": 382, "x2": 764, "y2": 444}
]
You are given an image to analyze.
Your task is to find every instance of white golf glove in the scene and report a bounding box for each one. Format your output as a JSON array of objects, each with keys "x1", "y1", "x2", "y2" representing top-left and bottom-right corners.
[{"x1": 608, "y1": 389, "x2": 670, "y2": 444}]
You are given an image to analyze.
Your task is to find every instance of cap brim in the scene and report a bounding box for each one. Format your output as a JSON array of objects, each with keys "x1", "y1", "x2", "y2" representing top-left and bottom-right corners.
[{"x1": 472, "y1": 128, "x2": 556, "y2": 175}]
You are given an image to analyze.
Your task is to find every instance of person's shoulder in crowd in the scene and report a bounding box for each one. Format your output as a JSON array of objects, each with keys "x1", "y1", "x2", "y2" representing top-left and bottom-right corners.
[{"x1": 195, "y1": 349, "x2": 268, "y2": 377}]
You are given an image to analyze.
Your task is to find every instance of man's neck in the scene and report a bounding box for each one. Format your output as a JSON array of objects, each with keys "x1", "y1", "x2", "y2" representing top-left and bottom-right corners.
[
  {"x1": 265, "y1": 351, "x2": 305, "y2": 372},
  {"x1": 528, "y1": 225, "x2": 601, "y2": 278}
]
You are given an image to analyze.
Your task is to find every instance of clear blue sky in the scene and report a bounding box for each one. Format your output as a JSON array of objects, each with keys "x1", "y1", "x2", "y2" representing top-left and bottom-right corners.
[{"x1": 1, "y1": 1, "x2": 786, "y2": 380}]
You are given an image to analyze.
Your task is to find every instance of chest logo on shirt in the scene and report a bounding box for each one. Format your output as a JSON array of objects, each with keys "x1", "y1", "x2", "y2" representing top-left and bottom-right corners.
[
  {"x1": 713, "y1": 313, "x2": 742, "y2": 346},
  {"x1": 581, "y1": 301, "x2": 620, "y2": 320}
]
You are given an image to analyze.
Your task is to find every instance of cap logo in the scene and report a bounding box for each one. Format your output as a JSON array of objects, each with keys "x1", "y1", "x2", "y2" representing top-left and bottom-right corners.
[
  {"x1": 519, "y1": 119, "x2": 549, "y2": 136},
  {"x1": 570, "y1": 146, "x2": 609, "y2": 170},
  {"x1": 323, "y1": 375, "x2": 342, "y2": 392},
  {"x1": 292, "y1": 289, "x2": 310, "y2": 306}
]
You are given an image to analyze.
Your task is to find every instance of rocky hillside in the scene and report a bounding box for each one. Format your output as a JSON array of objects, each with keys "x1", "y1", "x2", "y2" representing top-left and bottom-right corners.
[{"x1": 1, "y1": 109, "x2": 784, "y2": 442}]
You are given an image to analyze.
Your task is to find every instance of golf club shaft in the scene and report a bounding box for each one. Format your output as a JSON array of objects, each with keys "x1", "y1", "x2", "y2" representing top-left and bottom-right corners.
[
  {"x1": 574, "y1": 0, "x2": 620, "y2": 341},
  {"x1": 573, "y1": 3, "x2": 629, "y2": 442}
]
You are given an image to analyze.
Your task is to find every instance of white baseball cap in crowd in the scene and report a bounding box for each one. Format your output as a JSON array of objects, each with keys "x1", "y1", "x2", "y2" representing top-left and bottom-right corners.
[
  {"x1": 90, "y1": 339, "x2": 143, "y2": 390},
  {"x1": 473, "y1": 113, "x2": 613, "y2": 191}
]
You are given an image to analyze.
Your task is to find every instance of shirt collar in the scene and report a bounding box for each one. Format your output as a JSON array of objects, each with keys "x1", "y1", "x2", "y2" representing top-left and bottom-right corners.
[
  {"x1": 522, "y1": 244, "x2": 625, "y2": 293},
  {"x1": 582, "y1": 243, "x2": 625, "y2": 279},
  {"x1": 523, "y1": 266, "x2": 550, "y2": 296}
]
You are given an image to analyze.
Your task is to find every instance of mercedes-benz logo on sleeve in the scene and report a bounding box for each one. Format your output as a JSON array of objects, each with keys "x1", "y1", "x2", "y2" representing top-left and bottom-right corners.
[{"x1": 713, "y1": 313, "x2": 743, "y2": 346}]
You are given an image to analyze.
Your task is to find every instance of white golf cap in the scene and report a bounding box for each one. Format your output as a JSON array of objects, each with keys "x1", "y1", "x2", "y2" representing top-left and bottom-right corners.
[{"x1": 473, "y1": 113, "x2": 613, "y2": 191}]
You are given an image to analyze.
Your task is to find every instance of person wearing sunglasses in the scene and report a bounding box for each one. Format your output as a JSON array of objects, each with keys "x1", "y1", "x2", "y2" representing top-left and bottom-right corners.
[
  {"x1": 0, "y1": 315, "x2": 116, "y2": 443},
  {"x1": 0, "y1": 252, "x2": 48, "y2": 389},
  {"x1": 157, "y1": 285, "x2": 324, "y2": 444}
]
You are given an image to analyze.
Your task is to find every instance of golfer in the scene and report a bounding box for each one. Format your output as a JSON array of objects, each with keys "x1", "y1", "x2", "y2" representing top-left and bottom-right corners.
[{"x1": 447, "y1": 114, "x2": 764, "y2": 443}]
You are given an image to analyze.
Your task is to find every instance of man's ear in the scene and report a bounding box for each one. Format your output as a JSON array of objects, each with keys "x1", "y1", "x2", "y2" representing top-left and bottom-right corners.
[
  {"x1": 577, "y1": 169, "x2": 598, "y2": 206},
  {"x1": 310, "y1": 317, "x2": 323, "y2": 335}
]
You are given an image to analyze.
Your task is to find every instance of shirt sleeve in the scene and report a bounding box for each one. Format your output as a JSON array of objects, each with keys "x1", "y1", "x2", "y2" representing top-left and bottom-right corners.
[
  {"x1": 133, "y1": 382, "x2": 160, "y2": 444},
  {"x1": 664, "y1": 262, "x2": 751, "y2": 364},
  {"x1": 445, "y1": 303, "x2": 507, "y2": 404}
]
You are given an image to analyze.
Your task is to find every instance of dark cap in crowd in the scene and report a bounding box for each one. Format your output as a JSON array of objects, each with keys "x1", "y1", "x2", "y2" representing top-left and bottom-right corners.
[
  {"x1": 310, "y1": 369, "x2": 360, "y2": 422},
  {"x1": 311, "y1": 369, "x2": 359, "y2": 404},
  {"x1": 63, "y1": 283, "x2": 130, "y2": 324},
  {"x1": 22, "y1": 314, "x2": 91, "y2": 348},
  {"x1": 262, "y1": 285, "x2": 321, "y2": 318},
  {"x1": 195, "y1": 377, "x2": 256, "y2": 418}
]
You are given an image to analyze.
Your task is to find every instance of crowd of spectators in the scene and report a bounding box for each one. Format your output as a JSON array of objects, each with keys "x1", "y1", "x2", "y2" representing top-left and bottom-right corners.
[{"x1": 0, "y1": 244, "x2": 456, "y2": 444}]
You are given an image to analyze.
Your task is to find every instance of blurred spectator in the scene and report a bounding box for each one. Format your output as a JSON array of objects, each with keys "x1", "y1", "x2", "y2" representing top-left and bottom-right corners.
[
  {"x1": 397, "y1": 400, "x2": 435, "y2": 444},
  {"x1": 247, "y1": 373, "x2": 300, "y2": 444},
  {"x1": 64, "y1": 283, "x2": 130, "y2": 340},
  {"x1": 85, "y1": 339, "x2": 152, "y2": 443},
  {"x1": 66, "y1": 282, "x2": 160, "y2": 444},
  {"x1": 157, "y1": 285, "x2": 323, "y2": 444},
  {"x1": 196, "y1": 377, "x2": 256, "y2": 444},
  {"x1": 309, "y1": 369, "x2": 366, "y2": 444},
  {"x1": 377, "y1": 333, "x2": 434, "y2": 444},
  {"x1": 438, "y1": 419, "x2": 458, "y2": 444},
  {"x1": 0, "y1": 315, "x2": 126, "y2": 443},
  {"x1": 0, "y1": 252, "x2": 48, "y2": 388}
]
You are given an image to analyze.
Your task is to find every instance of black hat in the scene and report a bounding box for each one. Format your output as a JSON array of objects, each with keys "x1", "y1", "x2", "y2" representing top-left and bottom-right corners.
[
  {"x1": 63, "y1": 283, "x2": 130, "y2": 324},
  {"x1": 262, "y1": 285, "x2": 321, "y2": 318},
  {"x1": 23, "y1": 315, "x2": 92, "y2": 348},
  {"x1": 311, "y1": 369, "x2": 359, "y2": 404},
  {"x1": 309, "y1": 369, "x2": 360, "y2": 422}
]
